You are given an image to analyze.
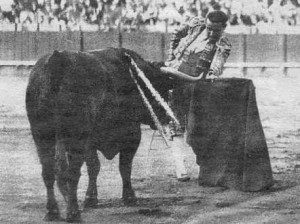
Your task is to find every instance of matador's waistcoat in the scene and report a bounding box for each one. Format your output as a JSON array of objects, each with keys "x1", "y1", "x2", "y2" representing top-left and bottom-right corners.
[{"x1": 167, "y1": 17, "x2": 232, "y2": 77}]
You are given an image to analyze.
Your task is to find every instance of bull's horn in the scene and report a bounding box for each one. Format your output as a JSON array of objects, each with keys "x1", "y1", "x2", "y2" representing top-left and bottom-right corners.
[{"x1": 160, "y1": 66, "x2": 204, "y2": 82}]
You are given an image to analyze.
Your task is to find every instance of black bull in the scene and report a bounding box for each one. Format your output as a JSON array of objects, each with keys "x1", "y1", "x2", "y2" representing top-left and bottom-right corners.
[{"x1": 26, "y1": 47, "x2": 186, "y2": 222}]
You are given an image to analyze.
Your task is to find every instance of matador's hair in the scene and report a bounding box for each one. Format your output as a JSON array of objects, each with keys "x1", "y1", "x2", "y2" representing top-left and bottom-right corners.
[{"x1": 206, "y1": 10, "x2": 228, "y2": 26}]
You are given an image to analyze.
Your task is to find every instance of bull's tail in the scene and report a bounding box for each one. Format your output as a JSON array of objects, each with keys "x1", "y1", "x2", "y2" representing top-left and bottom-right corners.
[
  {"x1": 26, "y1": 50, "x2": 67, "y2": 120},
  {"x1": 47, "y1": 50, "x2": 69, "y2": 94},
  {"x1": 26, "y1": 50, "x2": 68, "y2": 122}
]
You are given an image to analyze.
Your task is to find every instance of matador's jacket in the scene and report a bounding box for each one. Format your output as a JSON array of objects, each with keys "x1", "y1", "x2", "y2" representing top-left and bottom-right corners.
[
  {"x1": 167, "y1": 17, "x2": 232, "y2": 136},
  {"x1": 167, "y1": 16, "x2": 232, "y2": 78}
]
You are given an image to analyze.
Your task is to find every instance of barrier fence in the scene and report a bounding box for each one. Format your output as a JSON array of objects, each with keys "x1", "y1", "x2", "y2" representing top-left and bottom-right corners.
[{"x1": 0, "y1": 31, "x2": 300, "y2": 75}]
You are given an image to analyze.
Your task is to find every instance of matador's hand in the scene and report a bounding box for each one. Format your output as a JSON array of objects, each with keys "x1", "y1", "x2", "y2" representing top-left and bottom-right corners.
[{"x1": 208, "y1": 67, "x2": 222, "y2": 77}]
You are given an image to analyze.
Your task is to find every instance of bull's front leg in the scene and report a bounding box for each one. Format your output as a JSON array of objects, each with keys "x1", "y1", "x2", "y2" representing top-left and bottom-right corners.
[
  {"x1": 119, "y1": 142, "x2": 139, "y2": 206},
  {"x1": 84, "y1": 149, "x2": 100, "y2": 208},
  {"x1": 64, "y1": 141, "x2": 85, "y2": 223}
]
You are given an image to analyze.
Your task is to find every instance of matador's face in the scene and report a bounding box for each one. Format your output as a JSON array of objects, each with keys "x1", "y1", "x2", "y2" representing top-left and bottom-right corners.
[{"x1": 205, "y1": 18, "x2": 226, "y2": 42}]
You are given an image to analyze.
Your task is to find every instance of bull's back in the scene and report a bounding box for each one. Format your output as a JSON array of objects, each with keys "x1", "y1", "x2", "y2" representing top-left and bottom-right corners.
[{"x1": 26, "y1": 48, "x2": 154, "y2": 141}]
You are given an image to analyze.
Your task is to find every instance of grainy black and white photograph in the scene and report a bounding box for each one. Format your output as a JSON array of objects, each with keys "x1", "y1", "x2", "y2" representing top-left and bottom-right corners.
[{"x1": 0, "y1": 0, "x2": 300, "y2": 223}]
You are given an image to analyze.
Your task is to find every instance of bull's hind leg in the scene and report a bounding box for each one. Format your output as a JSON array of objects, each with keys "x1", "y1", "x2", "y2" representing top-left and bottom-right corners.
[
  {"x1": 62, "y1": 139, "x2": 85, "y2": 223},
  {"x1": 84, "y1": 149, "x2": 100, "y2": 208},
  {"x1": 120, "y1": 145, "x2": 138, "y2": 206},
  {"x1": 32, "y1": 130, "x2": 62, "y2": 221},
  {"x1": 119, "y1": 126, "x2": 141, "y2": 206}
]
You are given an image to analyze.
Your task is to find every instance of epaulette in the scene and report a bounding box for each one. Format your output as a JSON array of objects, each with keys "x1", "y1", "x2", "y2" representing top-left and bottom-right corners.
[{"x1": 188, "y1": 16, "x2": 205, "y2": 28}]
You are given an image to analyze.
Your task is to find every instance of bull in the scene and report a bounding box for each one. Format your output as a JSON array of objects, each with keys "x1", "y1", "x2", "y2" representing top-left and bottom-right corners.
[{"x1": 26, "y1": 47, "x2": 196, "y2": 222}]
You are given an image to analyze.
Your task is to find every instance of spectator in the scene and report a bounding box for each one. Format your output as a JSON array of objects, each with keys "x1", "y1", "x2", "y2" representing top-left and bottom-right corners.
[
  {"x1": 158, "y1": 2, "x2": 182, "y2": 25},
  {"x1": 228, "y1": 0, "x2": 243, "y2": 25},
  {"x1": 0, "y1": 0, "x2": 16, "y2": 23},
  {"x1": 269, "y1": 0, "x2": 284, "y2": 24},
  {"x1": 282, "y1": 0, "x2": 298, "y2": 25},
  {"x1": 1, "y1": 0, "x2": 300, "y2": 32}
]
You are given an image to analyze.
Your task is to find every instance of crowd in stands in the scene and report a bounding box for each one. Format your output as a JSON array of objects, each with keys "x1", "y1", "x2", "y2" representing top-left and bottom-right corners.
[{"x1": 0, "y1": 0, "x2": 300, "y2": 33}]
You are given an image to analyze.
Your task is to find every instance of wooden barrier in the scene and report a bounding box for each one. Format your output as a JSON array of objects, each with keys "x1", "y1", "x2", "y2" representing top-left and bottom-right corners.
[
  {"x1": 0, "y1": 31, "x2": 300, "y2": 76},
  {"x1": 2, "y1": 60, "x2": 299, "y2": 76},
  {"x1": 83, "y1": 31, "x2": 119, "y2": 51},
  {"x1": 0, "y1": 32, "x2": 299, "y2": 63},
  {"x1": 122, "y1": 32, "x2": 165, "y2": 61},
  {"x1": 226, "y1": 62, "x2": 300, "y2": 75},
  {"x1": 2, "y1": 61, "x2": 299, "y2": 67}
]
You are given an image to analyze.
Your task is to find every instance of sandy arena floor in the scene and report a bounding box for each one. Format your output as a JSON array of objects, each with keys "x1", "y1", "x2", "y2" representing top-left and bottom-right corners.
[{"x1": 0, "y1": 67, "x2": 300, "y2": 223}]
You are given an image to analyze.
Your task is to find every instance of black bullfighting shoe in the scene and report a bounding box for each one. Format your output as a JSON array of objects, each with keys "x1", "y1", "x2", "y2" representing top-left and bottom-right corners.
[{"x1": 178, "y1": 174, "x2": 191, "y2": 182}]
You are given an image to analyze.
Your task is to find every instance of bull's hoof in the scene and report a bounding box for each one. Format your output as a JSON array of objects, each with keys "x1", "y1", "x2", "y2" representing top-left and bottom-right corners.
[
  {"x1": 43, "y1": 211, "x2": 63, "y2": 222},
  {"x1": 83, "y1": 197, "x2": 98, "y2": 209},
  {"x1": 66, "y1": 211, "x2": 82, "y2": 223},
  {"x1": 198, "y1": 178, "x2": 204, "y2": 186},
  {"x1": 123, "y1": 196, "x2": 137, "y2": 206}
]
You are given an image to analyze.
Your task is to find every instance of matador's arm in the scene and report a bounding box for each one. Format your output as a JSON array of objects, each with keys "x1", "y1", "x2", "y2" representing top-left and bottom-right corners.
[
  {"x1": 167, "y1": 25, "x2": 189, "y2": 62},
  {"x1": 209, "y1": 36, "x2": 232, "y2": 77},
  {"x1": 166, "y1": 16, "x2": 205, "y2": 62}
]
